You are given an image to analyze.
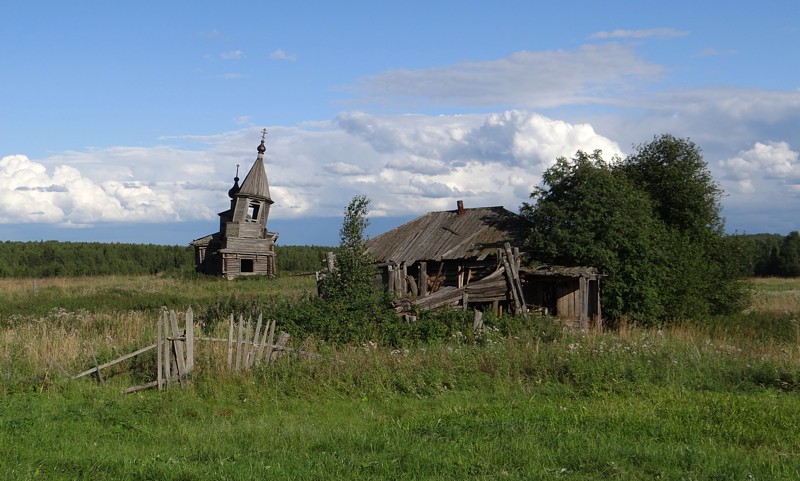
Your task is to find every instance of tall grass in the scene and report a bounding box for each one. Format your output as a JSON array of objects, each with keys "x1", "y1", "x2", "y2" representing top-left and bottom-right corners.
[
  {"x1": 1, "y1": 276, "x2": 799, "y2": 479},
  {"x1": 0, "y1": 274, "x2": 316, "y2": 321}
]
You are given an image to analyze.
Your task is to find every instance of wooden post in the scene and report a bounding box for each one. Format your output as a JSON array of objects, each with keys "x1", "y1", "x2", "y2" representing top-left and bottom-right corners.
[
  {"x1": 269, "y1": 332, "x2": 290, "y2": 363},
  {"x1": 247, "y1": 313, "x2": 263, "y2": 369},
  {"x1": 473, "y1": 309, "x2": 484, "y2": 335},
  {"x1": 226, "y1": 313, "x2": 235, "y2": 368},
  {"x1": 256, "y1": 318, "x2": 273, "y2": 364},
  {"x1": 163, "y1": 311, "x2": 171, "y2": 386},
  {"x1": 579, "y1": 276, "x2": 588, "y2": 331},
  {"x1": 261, "y1": 319, "x2": 276, "y2": 364},
  {"x1": 387, "y1": 265, "x2": 395, "y2": 295},
  {"x1": 89, "y1": 345, "x2": 104, "y2": 385},
  {"x1": 243, "y1": 316, "x2": 252, "y2": 369},
  {"x1": 462, "y1": 291, "x2": 469, "y2": 311},
  {"x1": 326, "y1": 251, "x2": 335, "y2": 272},
  {"x1": 501, "y1": 257, "x2": 519, "y2": 313},
  {"x1": 157, "y1": 315, "x2": 163, "y2": 390},
  {"x1": 503, "y1": 243, "x2": 528, "y2": 319},
  {"x1": 596, "y1": 278, "x2": 603, "y2": 329},
  {"x1": 235, "y1": 314, "x2": 244, "y2": 370},
  {"x1": 185, "y1": 307, "x2": 194, "y2": 373},
  {"x1": 407, "y1": 275, "x2": 418, "y2": 296},
  {"x1": 419, "y1": 262, "x2": 428, "y2": 298},
  {"x1": 170, "y1": 310, "x2": 186, "y2": 386}
]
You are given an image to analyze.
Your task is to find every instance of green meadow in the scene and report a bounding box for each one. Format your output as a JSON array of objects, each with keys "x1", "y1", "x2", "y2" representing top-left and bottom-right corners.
[{"x1": 1, "y1": 275, "x2": 799, "y2": 480}]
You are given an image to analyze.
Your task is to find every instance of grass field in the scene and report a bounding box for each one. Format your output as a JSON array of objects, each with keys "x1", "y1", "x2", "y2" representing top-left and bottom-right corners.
[{"x1": 1, "y1": 276, "x2": 799, "y2": 480}]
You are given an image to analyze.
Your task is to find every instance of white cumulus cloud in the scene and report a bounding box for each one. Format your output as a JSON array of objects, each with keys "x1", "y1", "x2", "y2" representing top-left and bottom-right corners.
[
  {"x1": 0, "y1": 155, "x2": 178, "y2": 225},
  {"x1": 2, "y1": 111, "x2": 625, "y2": 227}
]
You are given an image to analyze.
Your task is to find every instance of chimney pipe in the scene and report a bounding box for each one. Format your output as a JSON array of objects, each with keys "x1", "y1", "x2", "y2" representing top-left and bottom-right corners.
[{"x1": 457, "y1": 200, "x2": 465, "y2": 215}]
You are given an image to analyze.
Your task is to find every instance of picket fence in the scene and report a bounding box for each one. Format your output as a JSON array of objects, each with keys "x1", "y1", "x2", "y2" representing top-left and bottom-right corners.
[{"x1": 72, "y1": 308, "x2": 292, "y2": 393}]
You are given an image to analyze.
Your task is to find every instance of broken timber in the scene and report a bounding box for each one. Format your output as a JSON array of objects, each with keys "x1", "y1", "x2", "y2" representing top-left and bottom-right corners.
[{"x1": 394, "y1": 244, "x2": 528, "y2": 319}]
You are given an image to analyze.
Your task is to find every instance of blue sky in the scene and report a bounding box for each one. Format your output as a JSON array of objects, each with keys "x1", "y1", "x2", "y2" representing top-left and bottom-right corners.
[{"x1": 2, "y1": 0, "x2": 799, "y2": 246}]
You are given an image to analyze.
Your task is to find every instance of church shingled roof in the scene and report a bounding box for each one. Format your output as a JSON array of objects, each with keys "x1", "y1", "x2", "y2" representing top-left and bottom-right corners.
[{"x1": 238, "y1": 138, "x2": 272, "y2": 201}]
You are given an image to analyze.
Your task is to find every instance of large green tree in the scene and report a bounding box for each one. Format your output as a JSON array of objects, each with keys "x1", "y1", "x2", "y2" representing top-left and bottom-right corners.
[
  {"x1": 618, "y1": 134, "x2": 724, "y2": 236},
  {"x1": 522, "y1": 137, "x2": 748, "y2": 324},
  {"x1": 522, "y1": 150, "x2": 673, "y2": 321}
]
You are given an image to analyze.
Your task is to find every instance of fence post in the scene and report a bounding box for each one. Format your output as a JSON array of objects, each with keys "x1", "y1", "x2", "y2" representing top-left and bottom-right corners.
[
  {"x1": 235, "y1": 314, "x2": 244, "y2": 371},
  {"x1": 247, "y1": 313, "x2": 263, "y2": 369},
  {"x1": 243, "y1": 316, "x2": 252, "y2": 369},
  {"x1": 170, "y1": 310, "x2": 187, "y2": 386},
  {"x1": 260, "y1": 319, "x2": 276, "y2": 364},
  {"x1": 89, "y1": 345, "x2": 104, "y2": 385},
  {"x1": 163, "y1": 309, "x2": 171, "y2": 386},
  {"x1": 227, "y1": 313, "x2": 234, "y2": 368},
  {"x1": 185, "y1": 307, "x2": 194, "y2": 373},
  {"x1": 157, "y1": 315, "x2": 163, "y2": 389},
  {"x1": 269, "y1": 332, "x2": 290, "y2": 364}
]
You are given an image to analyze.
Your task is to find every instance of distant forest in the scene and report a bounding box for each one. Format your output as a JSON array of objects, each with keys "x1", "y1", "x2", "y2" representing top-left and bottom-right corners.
[
  {"x1": 736, "y1": 231, "x2": 800, "y2": 277},
  {"x1": 0, "y1": 234, "x2": 797, "y2": 278},
  {"x1": 0, "y1": 241, "x2": 333, "y2": 278}
]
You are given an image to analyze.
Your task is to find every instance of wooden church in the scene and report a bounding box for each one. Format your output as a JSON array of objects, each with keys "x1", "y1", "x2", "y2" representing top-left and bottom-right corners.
[{"x1": 191, "y1": 130, "x2": 278, "y2": 278}]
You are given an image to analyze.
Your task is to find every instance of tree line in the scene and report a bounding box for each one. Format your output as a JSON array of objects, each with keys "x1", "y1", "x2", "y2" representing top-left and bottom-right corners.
[
  {"x1": 736, "y1": 232, "x2": 800, "y2": 277},
  {"x1": 0, "y1": 241, "x2": 335, "y2": 278}
]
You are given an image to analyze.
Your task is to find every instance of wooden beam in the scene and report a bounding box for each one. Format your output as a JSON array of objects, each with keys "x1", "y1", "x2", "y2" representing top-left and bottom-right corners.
[{"x1": 73, "y1": 343, "x2": 159, "y2": 380}]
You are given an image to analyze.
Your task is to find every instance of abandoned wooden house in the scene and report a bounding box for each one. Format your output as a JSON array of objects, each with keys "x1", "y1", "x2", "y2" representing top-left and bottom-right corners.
[
  {"x1": 191, "y1": 130, "x2": 278, "y2": 278},
  {"x1": 365, "y1": 200, "x2": 603, "y2": 329}
]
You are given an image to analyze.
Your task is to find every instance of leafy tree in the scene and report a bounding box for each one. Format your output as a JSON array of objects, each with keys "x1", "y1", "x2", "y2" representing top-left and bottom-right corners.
[
  {"x1": 521, "y1": 150, "x2": 673, "y2": 321},
  {"x1": 320, "y1": 195, "x2": 380, "y2": 304},
  {"x1": 618, "y1": 134, "x2": 724, "y2": 235},
  {"x1": 617, "y1": 136, "x2": 747, "y2": 316},
  {"x1": 522, "y1": 137, "x2": 748, "y2": 324}
]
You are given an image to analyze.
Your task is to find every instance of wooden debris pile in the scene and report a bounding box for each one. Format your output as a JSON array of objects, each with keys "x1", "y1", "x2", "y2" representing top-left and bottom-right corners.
[{"x1": 394, "y1": 243, "x2": 528, "y2": 319}]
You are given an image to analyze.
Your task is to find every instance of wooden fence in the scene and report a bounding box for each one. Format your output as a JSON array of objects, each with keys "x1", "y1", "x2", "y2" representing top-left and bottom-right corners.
[{"x1": 72, "y1": 308, "x2": 292, "y2": 393}]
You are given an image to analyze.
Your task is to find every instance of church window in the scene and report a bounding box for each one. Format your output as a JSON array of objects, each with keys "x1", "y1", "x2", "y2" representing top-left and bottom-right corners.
[{"x1": 247, "y1": 202, "x2": 260, "y2": 222}]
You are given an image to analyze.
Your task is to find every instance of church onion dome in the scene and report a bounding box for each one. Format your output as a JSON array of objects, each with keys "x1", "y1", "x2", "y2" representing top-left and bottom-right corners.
[{"x1": 228, "y1": 176, "x2": 240, "y2": 198}]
